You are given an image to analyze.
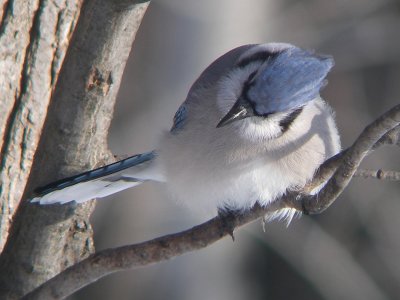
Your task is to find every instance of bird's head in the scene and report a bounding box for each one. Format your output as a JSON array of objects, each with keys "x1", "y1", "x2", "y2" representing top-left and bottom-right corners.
[{"x1": 216, "y1": 43, "x2": 334, "y2": 128}]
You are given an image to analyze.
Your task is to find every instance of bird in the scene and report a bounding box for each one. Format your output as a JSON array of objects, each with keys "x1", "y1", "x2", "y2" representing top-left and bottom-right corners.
[{"x1": 31, "y1": 43, "x2": 341, "y2": 222}]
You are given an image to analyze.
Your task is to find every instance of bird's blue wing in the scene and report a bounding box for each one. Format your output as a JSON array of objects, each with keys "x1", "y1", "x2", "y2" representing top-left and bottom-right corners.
[{"x1": 171, "y1": 104, "x2": 187, "y2": 133}]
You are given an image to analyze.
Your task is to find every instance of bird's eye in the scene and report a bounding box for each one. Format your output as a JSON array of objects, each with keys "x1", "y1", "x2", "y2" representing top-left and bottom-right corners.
[{"x1": 247, "y1": 71, "x2": 257, "y2": 83}]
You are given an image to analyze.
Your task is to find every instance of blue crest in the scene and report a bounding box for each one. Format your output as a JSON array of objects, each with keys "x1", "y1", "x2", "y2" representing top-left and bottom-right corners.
[{"x1": 247, "y1": 48, "x2": 334, "y2": 115}]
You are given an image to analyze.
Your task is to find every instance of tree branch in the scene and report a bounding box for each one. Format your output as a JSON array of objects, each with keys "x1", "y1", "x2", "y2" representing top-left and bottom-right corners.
[
  {"x1": 354, "y1": 169, "x2": 400, "y2": 181},
  {"x1": 23, "y1": 104, "x2": 400, "y2": 300},
  {"x1": 303, "y1": 124, "x2": 400, "y2": 193},
  {"x1": 298, "y1": 104, "x2": 400, "y2": 214}
]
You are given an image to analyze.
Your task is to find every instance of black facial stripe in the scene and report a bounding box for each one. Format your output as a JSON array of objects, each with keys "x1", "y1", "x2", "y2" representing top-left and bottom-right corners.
[
  {"x1": 247, "y1": 70, "x2": 257, "y2": 82},
  {"x1": 279, "y1": 107, "x2": 304, "y2": 133},
  {"x1": 237, "y1": 51, "x2": 279, "y2": 68}
]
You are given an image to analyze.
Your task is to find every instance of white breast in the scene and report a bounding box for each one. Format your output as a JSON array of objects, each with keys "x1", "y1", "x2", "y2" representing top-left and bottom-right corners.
[{"x1": 158, "y1": 96, "x2": 340, "y2": 217}]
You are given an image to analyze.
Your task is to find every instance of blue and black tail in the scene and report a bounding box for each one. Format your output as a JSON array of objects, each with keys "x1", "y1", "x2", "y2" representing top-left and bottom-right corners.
[{"x1": 31, "y1": 151, "x2": 162, "y2": 204}]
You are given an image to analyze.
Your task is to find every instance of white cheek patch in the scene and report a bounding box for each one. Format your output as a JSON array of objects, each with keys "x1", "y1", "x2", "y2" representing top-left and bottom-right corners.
[
  {"x1": 216, "y1": 63, "x2": 258, "y2": 115},
  {"x1": 239, "y1": 113, "x2": 288, "y2": 141}
]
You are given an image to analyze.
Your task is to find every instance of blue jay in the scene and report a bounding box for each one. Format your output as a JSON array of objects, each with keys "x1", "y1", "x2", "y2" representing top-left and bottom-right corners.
[{"x1": 32, "y1": 43, "x2": 340, "y2": 222}]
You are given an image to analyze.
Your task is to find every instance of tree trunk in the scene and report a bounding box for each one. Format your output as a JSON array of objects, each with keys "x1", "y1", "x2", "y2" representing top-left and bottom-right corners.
[
  {"x1": 0, "y1": 0, "x2": 149, "y2": 298},
  {"x1": 0, "y1": 0, "x2": 83, "y2": 253}
]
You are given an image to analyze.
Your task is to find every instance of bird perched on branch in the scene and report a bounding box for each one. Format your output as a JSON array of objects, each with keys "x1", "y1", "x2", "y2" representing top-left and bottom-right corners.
[{"x1": 32, "y1": 43, "x2": 340, "y2": 222}]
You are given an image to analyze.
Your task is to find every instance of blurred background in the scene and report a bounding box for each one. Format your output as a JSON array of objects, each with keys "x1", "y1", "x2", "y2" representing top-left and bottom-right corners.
[{"x1": 73, "y1": 0, "x2": 400, "y2": 299}]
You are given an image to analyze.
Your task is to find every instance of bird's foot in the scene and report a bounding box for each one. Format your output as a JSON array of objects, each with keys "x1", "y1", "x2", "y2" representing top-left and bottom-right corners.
[{"x1": 217, "y1": 208, "x2": 240, "y2": 242}]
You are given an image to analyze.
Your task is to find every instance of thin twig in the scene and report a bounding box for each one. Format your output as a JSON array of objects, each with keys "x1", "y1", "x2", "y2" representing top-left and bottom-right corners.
[
  {"x1": 298, "y1": 104, "x2": 400, "y2": 214},
  {"x1": 355, "y1": 169, "x2": 400, "y2": 181},
  {"x1": 303, "y1": 124, "x2": 400, "y2": 193},
  {"x1": 22, "y1": 104, "x2": 400, "y2": 300}
]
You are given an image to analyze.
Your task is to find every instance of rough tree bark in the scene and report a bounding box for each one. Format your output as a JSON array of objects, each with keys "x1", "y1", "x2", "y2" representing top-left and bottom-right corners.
[
  {"x1": 0, "y1": 0, "x2": 83, "y2": 253},
  {"x1": 0, "y1": 0, "x2": 149, "y2": 298}
]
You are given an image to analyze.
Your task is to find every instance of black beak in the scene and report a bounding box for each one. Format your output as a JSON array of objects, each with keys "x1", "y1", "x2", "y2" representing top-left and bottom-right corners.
[{"x1": 216, "y1": 97, "x2": 255, "y2": 128}]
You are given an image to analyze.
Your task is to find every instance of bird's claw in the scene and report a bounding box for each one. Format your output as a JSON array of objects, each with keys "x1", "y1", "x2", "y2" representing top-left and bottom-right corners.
[{"x1": 218, "y1": 208, "x2": 238, "y2": 242}]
